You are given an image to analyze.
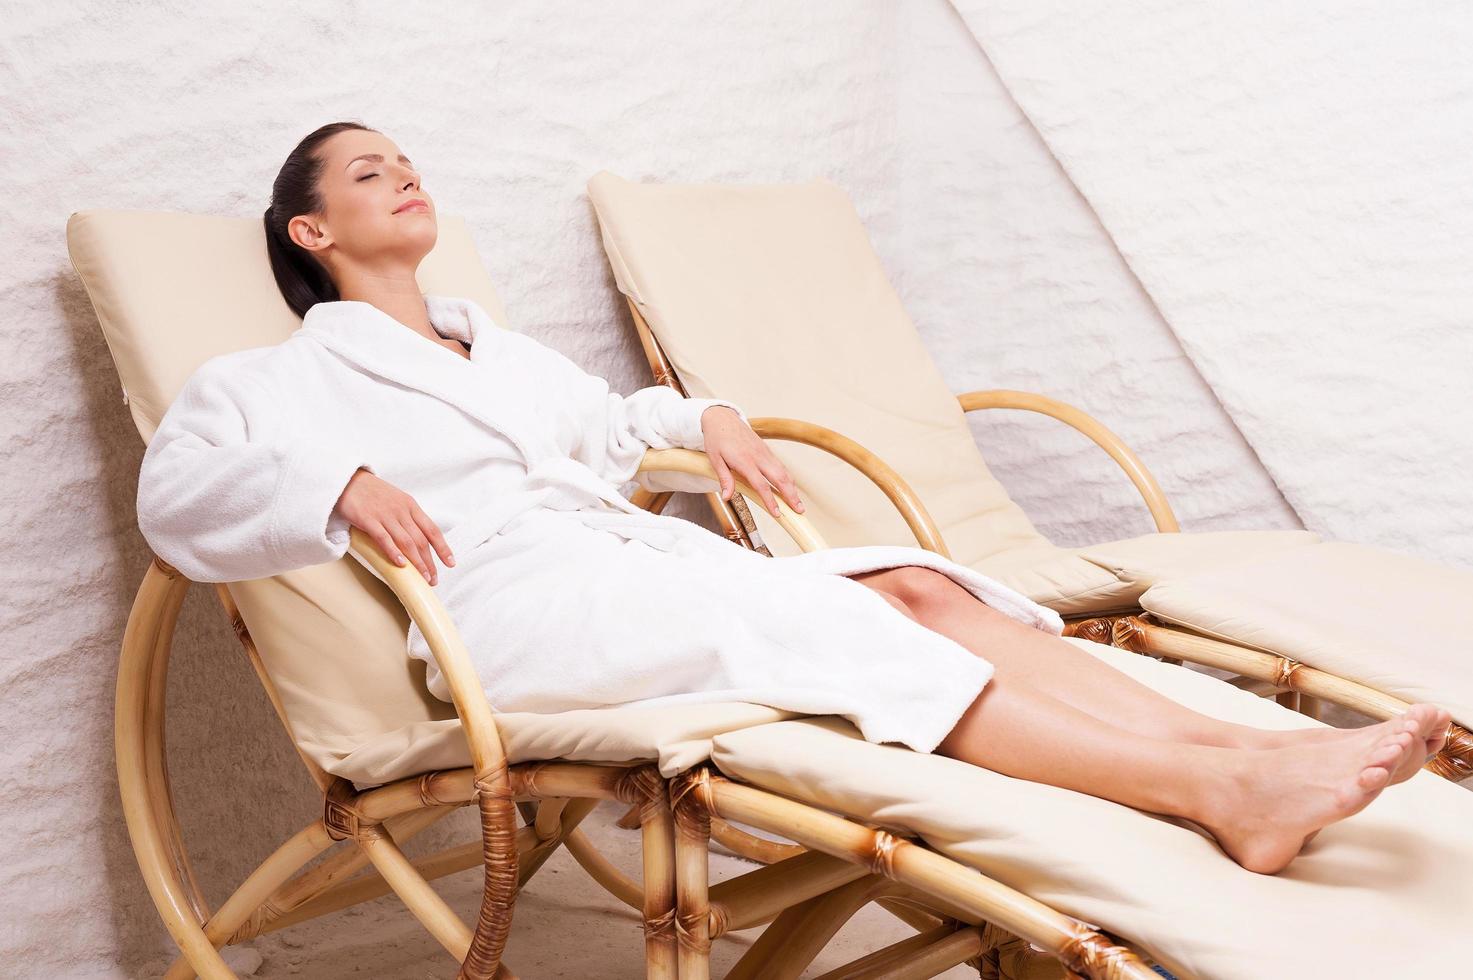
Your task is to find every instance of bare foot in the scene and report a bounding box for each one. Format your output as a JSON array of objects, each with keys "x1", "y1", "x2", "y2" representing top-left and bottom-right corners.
[
  {"x1": 1425, "y1": 706, "x2": 1453, "y2": 757},
  {"x1": 1197, "y1": 716, "x2": 1423, "y2": 874},
  {"x1": 1236, "y1": 705, "x2": 1450, "y2": 778},
  {"x1": 1238, "y1": 725, "x2": 1364, "y2": 750}
]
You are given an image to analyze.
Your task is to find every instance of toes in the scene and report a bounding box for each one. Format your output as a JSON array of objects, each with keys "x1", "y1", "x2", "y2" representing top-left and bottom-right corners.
[
  {"x1": 1379, "y1": 730, "x2": 1414, "y2": 753},
  {"x1": 1411, "y1": 704, "x2": 1443, "y2": 739},
  {"x1": 1356, "y1": 765, "x2": 1391, "y2": 792},
  {"x1": 1368, "y1": 740, "x2": 1406, "y2": 771}
]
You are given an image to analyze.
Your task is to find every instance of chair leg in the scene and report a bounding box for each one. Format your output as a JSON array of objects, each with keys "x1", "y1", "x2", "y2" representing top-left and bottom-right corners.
[
  {"x1": 670, "y1": 770, "x2": 714, "y2": 980},
  {"x1": 620, "y1": 767, "x2": 679, "y2": 979},
  {"x1": 161, "y1": 822, "x2": 334, "y2": 979},
  {"x1": 118, "y1": 560, "x2": 236, "y2": 978}
]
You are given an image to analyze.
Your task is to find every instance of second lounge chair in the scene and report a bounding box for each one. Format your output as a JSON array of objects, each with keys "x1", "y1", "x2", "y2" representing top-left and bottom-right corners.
[{"x1": 586, "y1": 170, "x2": 1473, "y2": 785}]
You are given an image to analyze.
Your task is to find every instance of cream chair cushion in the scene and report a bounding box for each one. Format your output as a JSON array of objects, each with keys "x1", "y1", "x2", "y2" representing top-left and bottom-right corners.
[
  {"x1": 70, "y1": 208, "x2": 792, "y2": 787},
  {"x1": 970, "y1": 544, "x2": 1129, "y2": 617},
  {"x1": 586, "y1": 172, "x2": 1328, "y2": 621},
  {"x1": 226, "y1": 554, "x2": 797, "y2": 789},
  {"x1": 711, "y1": 638, "x2": 1473, "y2": 980},
  {"x1": 1141, "y1": 541, "x2": 1473, "y2": 724},
  {"x1": 1074, "y1": 528, "x2": 1319, "y2": 594},
  {"x1": 587, "y1": 171, "x2": 1053, "y2": 569},
  {"x1": 971, "y1": 528, "x2": 1318, "y2": 617}
]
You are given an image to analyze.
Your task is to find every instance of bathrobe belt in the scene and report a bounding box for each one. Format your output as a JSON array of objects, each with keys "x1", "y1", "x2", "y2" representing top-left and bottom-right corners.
[
  {"x1": 447, "y1": 456, "x2": 705, "y2": 555},
  {"x1": 518, "y1": 456, "x2": 709, "y2": 552}
]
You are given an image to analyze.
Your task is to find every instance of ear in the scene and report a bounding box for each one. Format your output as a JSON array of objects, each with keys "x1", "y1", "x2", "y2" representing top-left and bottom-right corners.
[{"x1": 288, "y1": 214, "x2": 333, "y2": 255}]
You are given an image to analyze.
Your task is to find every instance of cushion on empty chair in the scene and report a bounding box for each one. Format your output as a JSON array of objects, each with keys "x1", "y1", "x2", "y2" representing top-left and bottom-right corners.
[
  {"x1": 1140, "y1": 540, "x2": 1473, "y2": 724},
  {"x1": 971, "y1": 544, "x2": 1132, "y2": 617},
  {"x1": 585, "y1": 174, "x2": 1333, "y2": 626},
  {"x1": 973, "y1": 530, "x2": 1320, "y2": 618},
  {"x1": 1075, "y1": 529, "x2": 1320, "y2": 595},
  {"x1": 587, "y1": 171, "x2": 1054, "y2": 569},
  {"x1": 710, "y1": 637, "x2": 1473, "y2": 980}
]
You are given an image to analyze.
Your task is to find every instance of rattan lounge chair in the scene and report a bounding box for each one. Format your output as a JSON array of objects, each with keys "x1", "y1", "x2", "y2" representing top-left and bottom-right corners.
[
  {"x1": 71, "y1": 208, "x2": 1473, "y2": 980},
  {"x1": 586, "y1": 171, "x2": 1473, "y2": 787}
]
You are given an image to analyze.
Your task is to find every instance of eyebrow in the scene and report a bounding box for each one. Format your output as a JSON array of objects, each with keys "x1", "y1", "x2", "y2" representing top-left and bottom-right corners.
[{"x1": 345, "y1": 152, "x2": 414, "y2": 171}]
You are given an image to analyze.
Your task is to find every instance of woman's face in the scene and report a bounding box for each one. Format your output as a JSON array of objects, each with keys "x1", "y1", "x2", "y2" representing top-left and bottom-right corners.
[{"x1": 289, "y1": 128, "x2": 437, "y2": 272}]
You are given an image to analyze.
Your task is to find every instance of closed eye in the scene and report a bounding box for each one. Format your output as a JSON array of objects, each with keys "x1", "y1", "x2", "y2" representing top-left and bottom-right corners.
[{"x1": 357, "y1": 173, "x2": 378, "y2": 181}]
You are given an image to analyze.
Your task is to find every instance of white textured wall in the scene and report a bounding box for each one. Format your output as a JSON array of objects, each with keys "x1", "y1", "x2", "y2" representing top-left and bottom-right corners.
[
  {"x1": 0, "y1": 0, "x2": 1377, "y2": 975},
  {"x1": 895, "y1": 1, "x2": 1298, "y2": 546},
  {"x1": 950, "y1": 0, "x2": 1473, "y2": 566}
]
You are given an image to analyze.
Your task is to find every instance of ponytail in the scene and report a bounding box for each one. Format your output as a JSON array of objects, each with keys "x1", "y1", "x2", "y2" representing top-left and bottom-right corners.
[{"x1": 263, "y1": 121, "x2": 375, "y2": 319}]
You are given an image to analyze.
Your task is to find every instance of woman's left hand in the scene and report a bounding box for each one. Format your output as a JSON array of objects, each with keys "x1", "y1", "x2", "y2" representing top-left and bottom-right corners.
[{"x1": 699, "y1": 406, "x2": 805, "y2": 518}]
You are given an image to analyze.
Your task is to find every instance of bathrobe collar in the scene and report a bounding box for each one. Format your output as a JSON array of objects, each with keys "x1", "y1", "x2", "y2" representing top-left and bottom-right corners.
[{"x1": 296, "y1": 294, "x2": 542, "y2": 464}]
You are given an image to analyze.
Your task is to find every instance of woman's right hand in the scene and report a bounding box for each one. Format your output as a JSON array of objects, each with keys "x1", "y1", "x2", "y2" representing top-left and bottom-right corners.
[{"x1": 333, "y1": 468, "x2": 455, "y2": 586}]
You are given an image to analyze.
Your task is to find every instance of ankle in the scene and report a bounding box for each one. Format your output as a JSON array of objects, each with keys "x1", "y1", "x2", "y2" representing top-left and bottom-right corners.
[
  {"x1": 1178, "y1": 747, "x2": 1250, "y2": 826},
  {"x1": 1175, "y1": 722, "x2": 1273, "y2": 751}
]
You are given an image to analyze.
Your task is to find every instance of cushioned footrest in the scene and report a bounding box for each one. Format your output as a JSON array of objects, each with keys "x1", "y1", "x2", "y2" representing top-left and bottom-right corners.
[
  {"x1": 709, "y1": 638, "x2": 1473, "y2": 980},
  {"x1": 1139, "y1": 541, "x2": 1473, "y2": 723}
]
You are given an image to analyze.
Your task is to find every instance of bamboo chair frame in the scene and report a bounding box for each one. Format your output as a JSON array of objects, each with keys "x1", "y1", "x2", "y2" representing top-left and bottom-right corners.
[
  {"x1": 623, "y1": 299, "x2": 1470, "y2": 783},
  {"x1": 120, "y1": 445, "x2": 1175, "y2": 979}
]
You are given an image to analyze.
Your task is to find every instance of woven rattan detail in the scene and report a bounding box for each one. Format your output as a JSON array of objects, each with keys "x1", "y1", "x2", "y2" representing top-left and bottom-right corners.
[
  {"x1": 867, "y1": 829, "x2": 902, "y2": 879},
  {"x1": 417, "y1": 772, "x2": 456, "y2": 808},
  {"x1": 675, "y1": 908, "x2": 713, "y2": 953},
  {"x1": 615, "y1": 764, "x2": 666, "y2": 822},
  {"x1": 1430, "y1": 722, "x2": 1473, "y2": 781},
  {"x1": 1271, "y1": 656, "x2": 1305, "y2": 690},
  {"x1": 644, "y1": 906, "x2": 677, "y2": 942},
  {"x1": 457, "y1": 761, "x2": 520, "y2": 980},
  {"x1": 1110, "y1": 616, "x2": 1150, "y2": 653},
  {"x1": 1065, "y1": 617, "x2": 1116, "y2": 645},
  {"x1": 225, "y1": 899, "x2": 285, "y2": 945},
  {"x1": 670, "y1": 767, "x2": 715, "y2": 836},
  {"x1": 1059, "y1": 921, "x2": 1149, "y2": 980},
  {"x1": 322, "y1": 778, "x2": 382, "y2": 843},
  {"x1": 151, "y1": 555, "x2": 182, "y2": 579}
]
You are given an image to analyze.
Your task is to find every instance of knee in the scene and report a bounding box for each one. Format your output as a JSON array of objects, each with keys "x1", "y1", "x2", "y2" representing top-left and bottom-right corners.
[
  {"x1": 871, "y1": 588, "x2": 921, "y2": 623},
  {"x1": 882, "y1": 566, "x2": 968, "y2": 613}
]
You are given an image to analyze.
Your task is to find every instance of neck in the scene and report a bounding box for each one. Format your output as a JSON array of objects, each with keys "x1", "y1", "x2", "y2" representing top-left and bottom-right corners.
[{"x1": 333, "y1": 266, "x2": 434, "y2": 338}]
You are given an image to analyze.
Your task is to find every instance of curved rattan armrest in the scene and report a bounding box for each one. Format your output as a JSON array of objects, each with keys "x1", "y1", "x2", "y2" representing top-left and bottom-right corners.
[
  {"x1": 345, "y1": 528, "x2": 516, "y2": 977},
  {"x1": 746, "y1": 416, "x2": 949, "y2": 557},
  {"x1": 957, "y1": 389, "x2": 1180, "y2": 533},
  {"x1": 636, "y1": 446, "x2": 832, "y2": 553},
  {"x1": 346, "y1": 527, "x2": 510, "y2": 777}
]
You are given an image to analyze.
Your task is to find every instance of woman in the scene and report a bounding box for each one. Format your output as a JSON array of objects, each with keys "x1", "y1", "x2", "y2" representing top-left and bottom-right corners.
[{"x1": 138, "y1": 121, "x2": 1449, "y2": 876}]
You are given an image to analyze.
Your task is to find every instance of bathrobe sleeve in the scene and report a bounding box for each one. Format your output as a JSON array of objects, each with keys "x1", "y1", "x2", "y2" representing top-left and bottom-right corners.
[
  {"x1": 512, "y1": 333, "x2": 749, "y2": 488},
  {"x1": 136, "y1": 358, "x2": 375, "y2": 583}
]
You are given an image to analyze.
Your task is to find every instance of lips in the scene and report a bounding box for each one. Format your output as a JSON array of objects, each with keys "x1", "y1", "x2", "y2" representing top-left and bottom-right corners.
[{"x1": 394, "y1": 198, "x2": 429, "y2": 214}]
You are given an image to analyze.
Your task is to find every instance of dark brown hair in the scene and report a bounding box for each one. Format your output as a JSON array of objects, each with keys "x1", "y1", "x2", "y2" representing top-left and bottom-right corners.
[{"x1": 264, "y1": 121, "x2": 376, "y2": 319}]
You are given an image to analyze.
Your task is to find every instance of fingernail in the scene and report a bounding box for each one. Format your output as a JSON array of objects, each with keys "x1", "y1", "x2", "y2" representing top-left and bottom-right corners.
[{"x1": 447, "y1": 555, "x2": 456, "y2": 566}]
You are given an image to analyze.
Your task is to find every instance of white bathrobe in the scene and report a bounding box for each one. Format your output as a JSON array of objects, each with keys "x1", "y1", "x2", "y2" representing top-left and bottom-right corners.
[{"x1": 137, "y1": 295, "x2": 1063, "y2": 753}]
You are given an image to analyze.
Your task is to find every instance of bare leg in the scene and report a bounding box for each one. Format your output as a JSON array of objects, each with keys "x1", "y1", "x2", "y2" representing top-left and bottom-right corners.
[
  {"x1": 931, "y1": 663, "x2": 1424, "y2": 873},
  {"x1": 849, "y1": 567, "x2": 1450, "y2": 780}
]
